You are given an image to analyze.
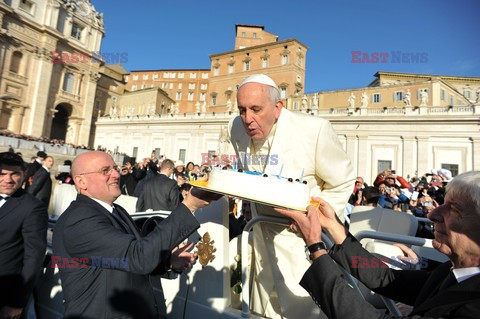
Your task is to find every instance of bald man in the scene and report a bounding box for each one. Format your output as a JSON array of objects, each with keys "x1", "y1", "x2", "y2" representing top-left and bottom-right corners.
[
  {"x1": 224, "y1": 74, "x2": 355, "y2": 318},
  {"x1": 52, "y1": 151, "x2": 211, "y2": 318}
]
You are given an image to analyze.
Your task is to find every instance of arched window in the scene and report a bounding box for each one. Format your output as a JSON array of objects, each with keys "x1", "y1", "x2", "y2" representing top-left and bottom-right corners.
[
  {"x1": 63, "y1": 72, "x2": 75, "y2": 93},
  {"x1": 10, "y1": 51, "x2": 22, "y2": 74}
]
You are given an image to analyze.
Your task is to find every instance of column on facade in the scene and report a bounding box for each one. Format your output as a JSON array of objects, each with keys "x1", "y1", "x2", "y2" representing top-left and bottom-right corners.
[
  {"x1": 7, "y1": 104, "x2": 26, "y2": 133},
  {"x1": 67, "y1": 116, "x2": 82, "y2": 145},
  {"x1": 77, "y1": 72, "x2": 99, "y2": 145},
  {"x1": 345, "y1": 134, "x2": 357, "y2": 172},
  {"x1": 25, "y1": 52, "x2": 54, "y2": 137},
  {"x1": 471, "y1": 137, "x2": 480, "y2": 171},
  {"x1": 416, "y1": 136, "x2": 430, "y2": 176},
  {"x1": 357, "y1": 135, "x2": 368, "y2": 181},
  {"x1": 401, "y1": 136, "x2": 417, "y2": 178}
]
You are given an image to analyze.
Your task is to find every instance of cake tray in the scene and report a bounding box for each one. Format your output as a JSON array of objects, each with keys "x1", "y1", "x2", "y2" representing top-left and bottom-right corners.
[{"x1": 190, "y1": 180, "x2": 319, "y2": 212}]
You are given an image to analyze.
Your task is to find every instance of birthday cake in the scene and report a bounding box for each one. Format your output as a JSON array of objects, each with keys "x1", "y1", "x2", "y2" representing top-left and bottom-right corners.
[{"x1": 192, "y1": 167, "x2": 311, "y2": 211}]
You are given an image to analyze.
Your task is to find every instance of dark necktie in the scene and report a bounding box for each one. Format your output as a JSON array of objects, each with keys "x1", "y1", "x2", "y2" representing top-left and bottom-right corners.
[
  {"x1": 112, "y1": 207, "x2": 132, "y2": 234},
  {"x1": 438, "y1": 270, "x2": 457, "y2": 291}
]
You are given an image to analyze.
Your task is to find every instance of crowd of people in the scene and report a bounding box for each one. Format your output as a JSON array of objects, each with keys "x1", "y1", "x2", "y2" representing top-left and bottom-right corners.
[
  {"x1": 0, "y1": 129, "x2": 128, "y2": 156},
  {"x1": 1, "y1": 73, "x2": 479, "y2": 319}
]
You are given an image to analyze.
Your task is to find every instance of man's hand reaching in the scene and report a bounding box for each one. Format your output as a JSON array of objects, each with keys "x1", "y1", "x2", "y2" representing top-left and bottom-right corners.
[{"x1": 170, "y1": 242, "x2": 197, "y2": 273}]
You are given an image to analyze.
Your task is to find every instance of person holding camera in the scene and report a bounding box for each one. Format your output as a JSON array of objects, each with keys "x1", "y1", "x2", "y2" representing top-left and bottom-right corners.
[{"x1": 374, "y1": 168, "x2": 411, "y2": 190}]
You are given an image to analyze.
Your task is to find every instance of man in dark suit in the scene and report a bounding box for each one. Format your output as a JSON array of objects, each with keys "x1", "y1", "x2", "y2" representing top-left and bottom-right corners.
[
  {"x1": 23, "y1": 151, "x2": 46, "y2": 191},
  {"x1": 276, "y1": 170, "x2": 480, "y2": 318},
  {"x1": 136, "y1": 159, "x2": 179, "y2": 212},
  {"x1": 52, "y1": 151, "x2": 214, "y2": 318},
  {"x1": 28, "y1": 156, "x2": 53, "y2": 207},
  {"x1": 0, "y1": 152, "x2": 48, "y2": 319}
]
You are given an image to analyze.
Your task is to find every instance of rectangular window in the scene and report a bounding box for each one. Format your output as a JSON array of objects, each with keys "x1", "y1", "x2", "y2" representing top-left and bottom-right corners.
[
  {"x1": 163, "y1": 73, "x2": 169, "y2": 78},
  {"x1": 373, "y1": 93, "x2": 381, "y2": 103},
  {"x1": 63, "y1": 73, "x2": 74, "y2": 93},
  {"x1": 169, "y1": 72, "x2": 176, "y2": 78},
  {"x1": 228, "y1": 64, "x2": 234, "y2": 73},
  {"x1": 71, "y1": 23, "x2": 83, "y2": 41},
  {"x1": 378, "y1": 160, "x2": 392, "y2": 174},
  {"x1": 241, "y1": 32, "x2": 246, "y2": 37},
  {"x1": 201, "y1": 84, "x2": 208, "y2": 90},
  {"x1": 253, "y1": 32, "x2": 257, "y2": 38},
  {"x1": 133, "y1": 75, "x2": 138, "y2": 80},
  {"x1": 282, "y1": 55, "x2": 289, "y2": 65},
  {"x1": 394, "y1": 91, "x2": 403, "y2": 101},
  {"x1": 200, "y1": 92, "x2": 206, "y2": 101},
  {"x1": 169, "y1": 83, "x2": 173, "y2": 89},
  {"x1": 161, "y1": 83, "x2": 167, "y2": 89},
  {"x1": 132, "y1": 147, "x2": 138, "y2": 158},
  {"x1": 190, "y1": 73, "x2": 197, "y2": 79},
  {"x1": 212, "y1": 95, "x2": 217, "y2": 105},
  {"x1": 281, "y1": 87, "x2": 286, "y2": 99},
  {"x1": 131, "y1": 85, "x2": 137, "y2": 91},
  {"x1": 179, "y1": 149, "x2": 186, "y2": 163},
  {"x1": 450, "y1": 95, "x2": 454, "y2": 105},
  {"x1": 441, "y1": 163, "x2": 458, "y2": 177},
  {"x1": 213, "y1": 67, "x2": 219, "y2": 76},
  {"x1": 141, "y1": 84, "x2": 146, "y2": 89},
  {"x1": 155, "y1": 148, "x2": 161, "y2": 158},
  {"x1": 208, "y1": 150, "x2": 216, "y2": 159},
  {"x1": 153, "y1": 74, "x2": 158, "y2": 80},
  {"x1": 125, "y1": 76, "x2": 129, "y2": 82},
  {"x1": 244, "y1": 61, "x2": 250, "y2": 71},
  {"x1": 178, "y1": 83, "x2": 182, "y2": 89},
  {"x1": 188, "y1": 83, "x2": 195, "y2": 90},
  {"x1": 441, "y1": 89, "x2": 445, "y2": 101},
  {"x1": 178, "y1": 72, "x2": 184, "y2": 78},
  {"x1": 464, "y1": 91, "x2": 471, "y2": 99},
  {"x1": 262, "y1": 58, "x2": 268, "y2": 68},
  {"x1": 297, "y1": 57, "x2": 303, "y2": 67},
  {"x1": 293, "y1": 102, "x2": 298, "y2": 110},
  {"x1": 202, "y1": 73, "x2": 209, "y2": 79},
  {"x1": 176, "y1": 92, "x2": 182, "y2": 100},
  {"x1": 19, "y1": 0, "x2": 34, "y2": 14},
  {"x1": 188, "y1": 92, "x2": 194, "y2": 101},
  {"x1": 143, "y1": 74, "x2": 148, "y2": 80}
]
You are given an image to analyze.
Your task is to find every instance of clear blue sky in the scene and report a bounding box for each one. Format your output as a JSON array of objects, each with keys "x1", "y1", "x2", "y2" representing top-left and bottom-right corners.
[{"x1": 92, "y1": 0, "x2": 480, "y2": 93}]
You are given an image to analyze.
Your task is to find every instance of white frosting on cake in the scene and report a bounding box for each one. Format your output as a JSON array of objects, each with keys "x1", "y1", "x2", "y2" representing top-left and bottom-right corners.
[{"x1": 206, "y1": 168, "x2": 310, "y2": 210}]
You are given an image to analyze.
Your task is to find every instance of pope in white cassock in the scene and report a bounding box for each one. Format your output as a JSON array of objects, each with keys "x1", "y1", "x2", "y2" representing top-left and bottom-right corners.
[{"x1": 224, "y1": 74, "x2": 355, "y2": 318}]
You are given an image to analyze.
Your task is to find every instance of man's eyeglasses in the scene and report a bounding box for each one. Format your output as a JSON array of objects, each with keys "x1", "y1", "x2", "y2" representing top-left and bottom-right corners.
[{"x1": 79, "y1": 165, "x2": 119, "y2": 176}]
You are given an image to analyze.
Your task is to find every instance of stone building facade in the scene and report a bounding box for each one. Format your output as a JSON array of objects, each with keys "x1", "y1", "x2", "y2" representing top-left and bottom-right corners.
[{"x1": 0, "y1": 0, "x2": 104, "y2": 146}]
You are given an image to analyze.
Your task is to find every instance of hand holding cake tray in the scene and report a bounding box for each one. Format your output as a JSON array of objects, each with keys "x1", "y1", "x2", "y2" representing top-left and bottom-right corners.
[{"x1": 190, "y1": 167, "x2": 318, "y2": 211}]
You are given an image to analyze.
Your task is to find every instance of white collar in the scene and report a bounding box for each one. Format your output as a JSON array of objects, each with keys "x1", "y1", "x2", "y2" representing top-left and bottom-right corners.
[
  {"x1": 90, "y1": 197, "x2": 114, "y2": 213},
  {"x1": 452, "y1": 267, "x2": 480, "y2": 283},
  {"x1": 42, "y1": 166, "x2": 50, "y2": 173},
  {"x1": 36, "y1": 158, "x2": 43, "y2": 164}
]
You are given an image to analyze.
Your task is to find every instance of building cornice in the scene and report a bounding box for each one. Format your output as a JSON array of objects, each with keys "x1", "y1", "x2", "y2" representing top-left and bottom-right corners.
[
  {"x1": 374, "y1": 71, "x2": 480, "y2": 82},
  {"x1": 210, "y1": 38, "x2": 309, "y2": 59}
]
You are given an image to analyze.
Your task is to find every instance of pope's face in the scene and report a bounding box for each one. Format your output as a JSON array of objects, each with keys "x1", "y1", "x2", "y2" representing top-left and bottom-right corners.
[{"x1": 237, "y1": 82, "x2": 282, "y2": 141}]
